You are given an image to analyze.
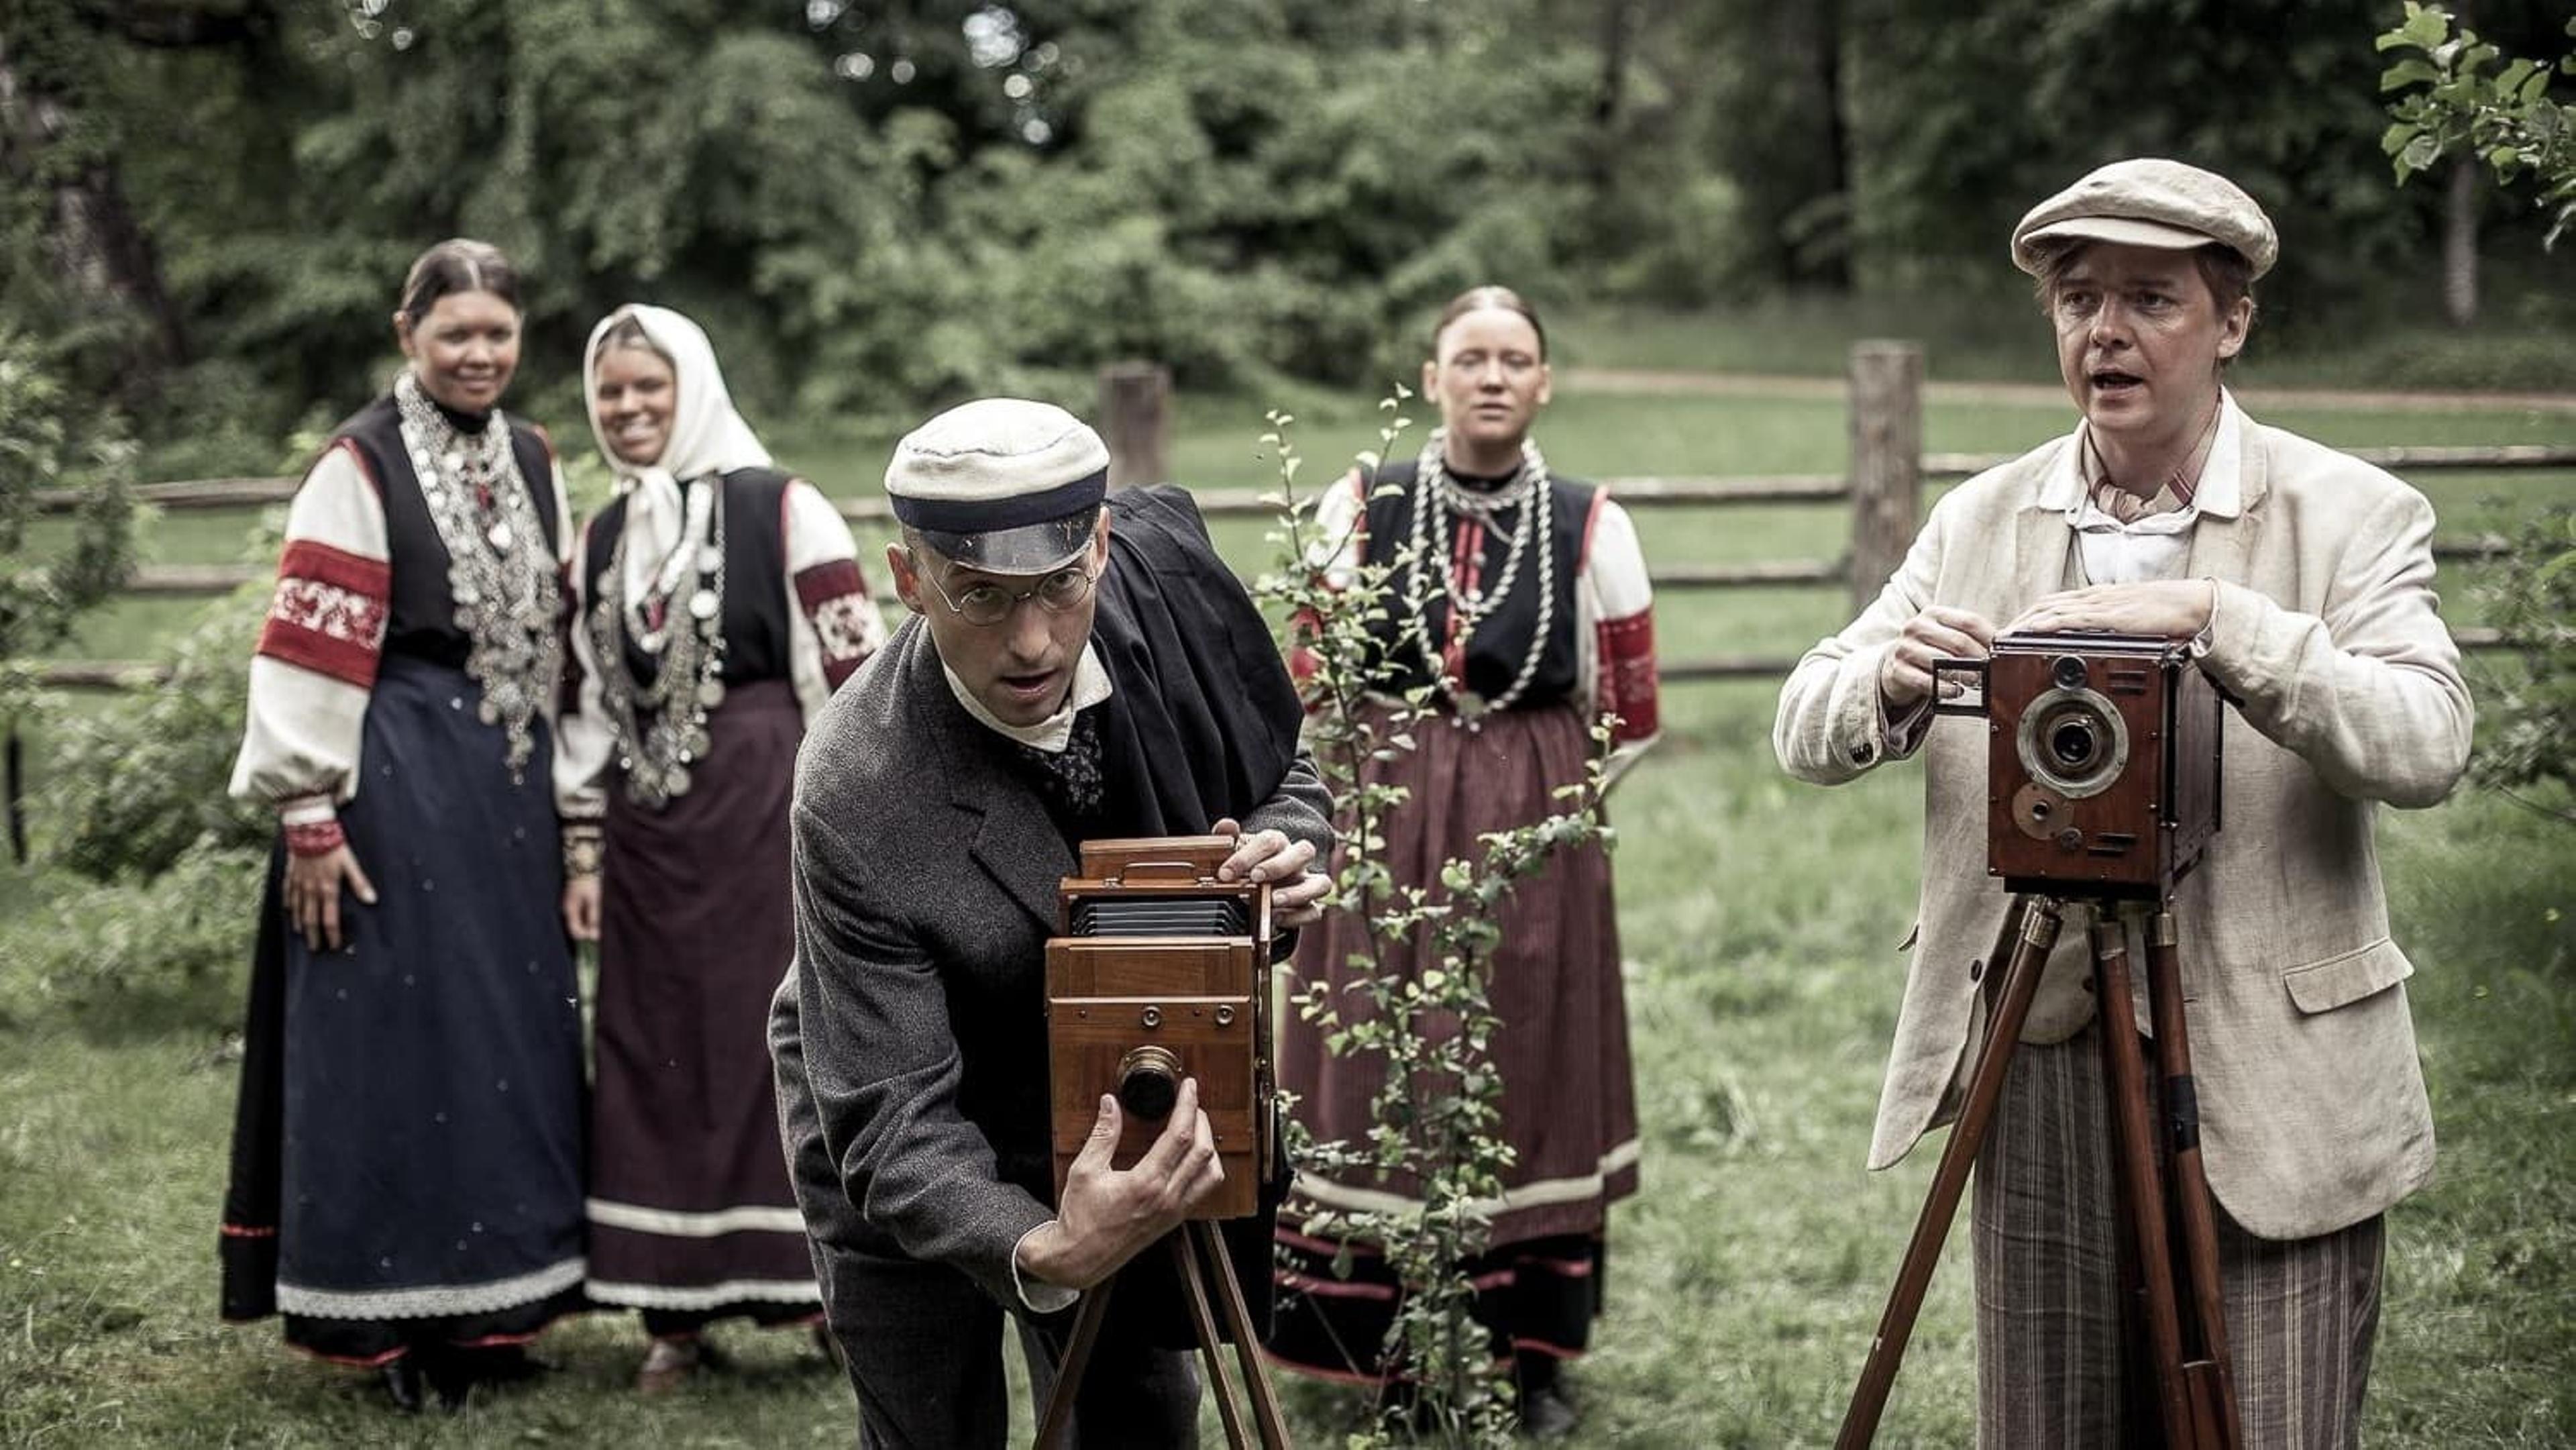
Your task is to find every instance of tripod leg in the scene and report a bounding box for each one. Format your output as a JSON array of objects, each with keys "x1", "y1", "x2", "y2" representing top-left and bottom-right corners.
[
  {"x1": 1034, "y1": 1274, "x2": 1118, "y2": 1450},
  {"x1": 1189, "y1": 1221, "x2": 1293, "y2": 1449},
  {"x1": 1170, "y1": 1230, "x2": 1254, "y2": 1449},
  {"x1": 2090, "y1": 917, "x2": 2194, "y2": 1446},
  {"x1": 2147, "y1": 909, "x2": 2242, "y2": 1450},
  {"x1": 1837, "y1": 895, "x2": 2058, "y2": 1450}
]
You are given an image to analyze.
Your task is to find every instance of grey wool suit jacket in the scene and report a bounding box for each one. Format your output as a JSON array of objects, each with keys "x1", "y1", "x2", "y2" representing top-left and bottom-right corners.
[
  {"x1": 1774, "y1": 405, "x2": 2471, "y2": 1241},
  {"x1": 769, "y1": 613, "x2": 1332, "y2": 1314}
]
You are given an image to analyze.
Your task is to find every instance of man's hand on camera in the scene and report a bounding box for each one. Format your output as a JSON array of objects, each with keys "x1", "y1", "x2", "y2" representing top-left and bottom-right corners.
[
  {"x1": 1016, "y1": 1080, "x2": 1225, "y2": 1292},
  {"x1": 2007, "y1": 580, "x2": 2214, "y2": 640},
  {"x1": 1212, "y1": 816, "x2": 1328, "y2": 929},
  {"x1": 1878, "y1": 605, "x2": 1999, "y2": 711}
]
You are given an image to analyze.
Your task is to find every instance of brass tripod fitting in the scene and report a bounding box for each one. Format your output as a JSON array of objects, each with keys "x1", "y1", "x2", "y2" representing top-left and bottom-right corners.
[{"x1": 2021, "y1": 898, "x2": 2064, "y2": 950}]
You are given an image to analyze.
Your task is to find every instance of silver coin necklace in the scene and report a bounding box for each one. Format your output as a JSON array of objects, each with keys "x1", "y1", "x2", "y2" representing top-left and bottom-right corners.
[
  {"x1": 392, "y1": 370, "x2": 561, "y2": 782},
  {"x1": 592, "y1": 476, "x2": 729, "y2": 809}
]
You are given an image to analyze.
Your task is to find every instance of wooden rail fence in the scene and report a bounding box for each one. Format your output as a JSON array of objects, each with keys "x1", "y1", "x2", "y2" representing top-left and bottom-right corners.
[{"x1": 27, "y1": 344, "x2": 2562, "y2": 693}]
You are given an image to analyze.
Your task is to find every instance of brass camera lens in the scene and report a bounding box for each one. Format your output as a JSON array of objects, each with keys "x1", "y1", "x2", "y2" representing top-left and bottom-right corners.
[
  {"x1": 2051, "y1": 655, "x2": 2089, "y2": 689},
  {"x1": 2016, "y1": 685, "x2": 2129, "y2": 799},
  {"x1": 1116, "y1": 1045, "x2": 1183, "y2": 1121}
]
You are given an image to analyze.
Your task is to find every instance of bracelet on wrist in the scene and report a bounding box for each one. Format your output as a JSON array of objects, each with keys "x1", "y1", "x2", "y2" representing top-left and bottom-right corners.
[
  {"x1": 283, "y1": 818, "x2": 347, "y2": 858},
  {"x1": 562, "y1": 823, "x2": 605, "y2": 879}
]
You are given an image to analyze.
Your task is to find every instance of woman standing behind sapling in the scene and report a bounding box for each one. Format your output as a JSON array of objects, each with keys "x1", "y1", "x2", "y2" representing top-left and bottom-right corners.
[
  {"x1": 555, "y1": 304, "x2": 886, "y2": 1393},
  {"x1": 219, "y1": 239, "x2": 586, "y2": 1414},
  {"x1": 1270, "y1": 286, "x2": 1661, "y2": 1439}
]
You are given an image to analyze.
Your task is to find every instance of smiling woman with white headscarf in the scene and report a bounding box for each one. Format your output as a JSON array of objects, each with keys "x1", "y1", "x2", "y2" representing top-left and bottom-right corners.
[{"x1": 553, "y1": 303, "x2": 887, "y2": 1392}]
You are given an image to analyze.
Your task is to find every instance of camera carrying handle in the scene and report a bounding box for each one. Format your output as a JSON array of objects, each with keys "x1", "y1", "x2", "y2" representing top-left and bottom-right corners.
[
  {"x1": 1929, "y1": 656, "x2": 1988, "y2": 717},
  {"x1": 1106, "y1": 859, "x2": 1216, "y2": 884}
]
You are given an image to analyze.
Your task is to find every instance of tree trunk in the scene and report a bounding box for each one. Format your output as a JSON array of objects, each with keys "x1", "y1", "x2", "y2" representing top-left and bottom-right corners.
[
  {"x1": 1811, "y1": 0, "x2": 1854, "y2": 291},
  {"x1": 0, "y1": 34, "x2": 190, "y2": 397},
  {"x1": 1595, "y1": 0, "x2": 1636, "y2": 127},
  {"x1": 2443, "y1": 158, "x2": 2478, "y2": 329}
]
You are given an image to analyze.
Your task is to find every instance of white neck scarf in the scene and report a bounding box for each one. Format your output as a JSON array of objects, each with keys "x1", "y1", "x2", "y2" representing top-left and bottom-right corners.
[{"x1": 583, "y1": 304, "x2": 774, "y2": 613}]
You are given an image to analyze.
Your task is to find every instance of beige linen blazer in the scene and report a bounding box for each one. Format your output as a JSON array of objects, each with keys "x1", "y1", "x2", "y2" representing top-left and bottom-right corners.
[{"x1": 1774, "y1": 408, "x2": 2472, "y2": 1241}]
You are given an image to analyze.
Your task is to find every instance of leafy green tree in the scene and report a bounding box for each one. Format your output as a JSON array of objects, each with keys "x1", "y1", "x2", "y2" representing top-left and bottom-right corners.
[
  {"x1": 7, "y1": 0, "x2": 2573, "y2": 474},
  {"x1": 1844, "y1": 0, "x2": 2441, "y2": 321},
  {"x1": 1260, "y1": 398, "x2": 1616, "y2": 1446},
  {"x1": 2379, "y1": 6, "x2": 2576, "y2": 811},
  {"x1": 2379, "y1": 5, "x2": 2576, "y2": 247}
]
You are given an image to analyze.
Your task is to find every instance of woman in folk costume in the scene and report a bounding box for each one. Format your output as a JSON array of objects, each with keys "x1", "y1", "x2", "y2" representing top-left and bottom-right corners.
[
  {"x1": 1268, "y1": 286, "x2": 1660, "y2": 1438},
  {"x1": 555, "y1": 304, "x2": 886, "y2": 1393},
  {"x1": 218, "y1": 239, "x2": 586, "y2": 1414}
]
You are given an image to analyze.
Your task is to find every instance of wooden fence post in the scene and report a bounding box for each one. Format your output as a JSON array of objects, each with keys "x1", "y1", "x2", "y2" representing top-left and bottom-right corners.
[
  {"x1": 1097, "y1": 362, "x2": 1172, "y2": 489},
  {"x1": 1847, "y1": 341, "x2": 1923, "y2": 613}
]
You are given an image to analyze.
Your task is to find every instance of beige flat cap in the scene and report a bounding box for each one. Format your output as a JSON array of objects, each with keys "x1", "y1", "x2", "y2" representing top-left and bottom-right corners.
[
  {"x1": 2010, "y1": 158, "x2": 2277, "y2": 279},
  {"x1": 885, "y1": 399, "x2": 1112, "y2": 574}
]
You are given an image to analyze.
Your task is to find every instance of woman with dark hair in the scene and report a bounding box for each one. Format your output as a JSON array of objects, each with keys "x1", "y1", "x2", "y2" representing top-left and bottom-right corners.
[
  {"x1": 217, "y1": 238, "x2": 588, "y2": 1412},
  {"x1": 554, "y1": 303, "x2": 885, "y2": 1392},
  {"x1": 1268, "y1": 286, "x2": 1660, "y2": 1437}
]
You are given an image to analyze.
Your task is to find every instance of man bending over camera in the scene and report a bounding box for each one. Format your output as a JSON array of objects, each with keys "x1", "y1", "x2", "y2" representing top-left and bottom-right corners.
[{"x1": 770, "y1": 400, "x2": 1330, "y2": 1447}]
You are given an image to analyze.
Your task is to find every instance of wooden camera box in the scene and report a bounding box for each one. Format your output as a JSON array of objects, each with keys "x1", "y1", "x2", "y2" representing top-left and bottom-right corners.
[
  {"x1": 1934, "y1": 631, "x2": 2224, "y2": 898},
  {"x1": 1045, "y1": 836, "x2": 1275, "y2": 1221}
]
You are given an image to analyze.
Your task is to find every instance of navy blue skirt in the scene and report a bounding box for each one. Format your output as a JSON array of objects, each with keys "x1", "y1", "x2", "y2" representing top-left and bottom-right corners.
[{"x1": 221, "y1": 654, "x2": 588, "y2": 1363}]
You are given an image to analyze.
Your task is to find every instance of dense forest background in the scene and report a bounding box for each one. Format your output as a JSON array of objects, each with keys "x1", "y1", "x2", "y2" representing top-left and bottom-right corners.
[{"x1": 3, "y1": 0, "x2": 2571, "y2": 476}]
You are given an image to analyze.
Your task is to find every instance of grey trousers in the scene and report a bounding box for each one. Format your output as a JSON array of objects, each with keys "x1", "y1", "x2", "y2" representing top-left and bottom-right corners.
[
  {"x1": 1972, "y1": 1027, "x2": 2385, "y2": 1449},
  {"x1": 816, "y1": 1245, "x2": 1201, "y2": 1449}
]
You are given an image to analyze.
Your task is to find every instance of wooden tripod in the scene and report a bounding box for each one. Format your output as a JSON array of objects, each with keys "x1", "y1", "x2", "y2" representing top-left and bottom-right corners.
[
  {"x1": 1033, "y1": 1220, "x2": 1291, "y2": 1449},
  {"x1": 1837, "y1": 894, "x2": 2241, "y2": 1449}
]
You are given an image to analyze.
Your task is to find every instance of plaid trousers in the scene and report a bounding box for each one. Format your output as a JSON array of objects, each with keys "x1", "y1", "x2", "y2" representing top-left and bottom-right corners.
[{"x1": 1972, "y1": 1027, "x2": 2385, "y2": 1449}]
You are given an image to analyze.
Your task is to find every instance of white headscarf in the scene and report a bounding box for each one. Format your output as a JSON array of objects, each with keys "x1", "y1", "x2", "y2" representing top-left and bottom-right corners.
[{"x1": 582, "y1": 304, "x2": 773, "y2": 610}]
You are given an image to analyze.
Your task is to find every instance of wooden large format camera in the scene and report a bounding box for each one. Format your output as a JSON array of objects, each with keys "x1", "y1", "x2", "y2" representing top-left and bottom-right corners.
[
  {"x1": 1046, "y1": 836, "x2": 1275, "y2": 1221},
  {"x1": 1934, "y1": 631, "x2": 2224, "y2": 897}
]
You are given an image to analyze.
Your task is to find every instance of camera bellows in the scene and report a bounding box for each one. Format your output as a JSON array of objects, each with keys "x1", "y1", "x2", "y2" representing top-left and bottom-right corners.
[{"x1": 1072, "y1": 898, "x2": 1251, "y2": 937}]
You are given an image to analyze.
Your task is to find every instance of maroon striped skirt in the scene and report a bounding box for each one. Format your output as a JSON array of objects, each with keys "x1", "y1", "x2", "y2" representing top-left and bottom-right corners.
[{"x1": 586, "y1": 678, "x2": 818, "y2": 1323}]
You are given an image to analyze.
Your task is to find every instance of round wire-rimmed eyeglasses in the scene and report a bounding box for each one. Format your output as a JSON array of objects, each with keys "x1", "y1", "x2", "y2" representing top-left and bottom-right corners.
[{"x1": 914, "y1": 555, "x2": 1099, "y2": 627}]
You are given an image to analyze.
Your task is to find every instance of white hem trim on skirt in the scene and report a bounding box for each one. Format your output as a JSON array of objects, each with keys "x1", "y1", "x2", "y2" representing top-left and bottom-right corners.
[
  {"x1": 586, "y1": 1277, "x2": 822, "y2": 1310},
  {"x1": 586, "y1": 1198, "x2": 808, "y2": 1238},
  {"x1": 275, "y1": 1255, "x2": 586, "y2": 1320}
]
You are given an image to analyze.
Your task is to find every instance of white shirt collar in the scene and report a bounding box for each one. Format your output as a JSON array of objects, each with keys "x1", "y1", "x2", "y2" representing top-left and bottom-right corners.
[
  {"x1": 2037, "y1": 389, "x2": 2245, "y2": 522},
  {"x1": 942, "y1": 641, "x2": 1113, "y2": 753}
]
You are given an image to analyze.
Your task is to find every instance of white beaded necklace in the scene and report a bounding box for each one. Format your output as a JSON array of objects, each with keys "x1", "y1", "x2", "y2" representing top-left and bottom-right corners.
[{"x1": 1404, "y1": 431, "x2": 1555, "y2": 723}]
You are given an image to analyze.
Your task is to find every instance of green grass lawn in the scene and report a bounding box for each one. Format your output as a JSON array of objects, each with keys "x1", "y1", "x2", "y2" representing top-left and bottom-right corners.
[
  {"x1": 5, "y1": 386, "x2": 2574, "y2": 1444},
  {"x1": 5, "y1": 681, "x2": 2570, "y2": 1445}
]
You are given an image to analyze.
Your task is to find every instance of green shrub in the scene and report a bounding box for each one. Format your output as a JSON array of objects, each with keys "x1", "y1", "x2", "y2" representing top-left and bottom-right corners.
[
  {"x1": 0, "y1": 839, "x2": 258, "y2": 1031},
  {"x1": 42, "y1": 587, "x2": 269, "y2": 883},
  {"x1": 2472, "y1": 507, "x2": 2576, "y2": 804}
]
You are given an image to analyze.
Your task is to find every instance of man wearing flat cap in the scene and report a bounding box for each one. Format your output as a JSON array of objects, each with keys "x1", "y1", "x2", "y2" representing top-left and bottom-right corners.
[
  {"x1": 1777, "y1": 158, "x2": 2470, "y2": 1445},
  {"x1": 769, "y1": 399, "x2": 1332, "y2": 1446}
]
